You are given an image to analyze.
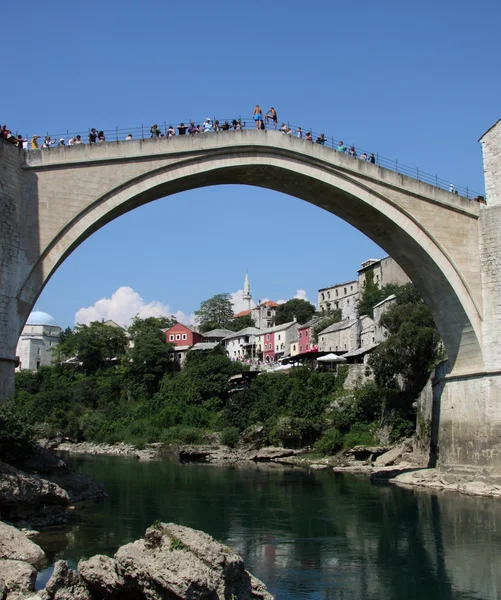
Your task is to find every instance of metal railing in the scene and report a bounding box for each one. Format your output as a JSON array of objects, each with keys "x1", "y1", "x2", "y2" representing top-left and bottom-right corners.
[{"x1": 13, "y1": 115, "x2": 484, "y2": 200}]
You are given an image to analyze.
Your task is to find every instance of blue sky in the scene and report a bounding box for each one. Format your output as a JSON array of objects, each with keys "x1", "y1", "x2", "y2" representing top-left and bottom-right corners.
[{"x1": 3, "y1": 0, "x2": 499, "y2": 328}]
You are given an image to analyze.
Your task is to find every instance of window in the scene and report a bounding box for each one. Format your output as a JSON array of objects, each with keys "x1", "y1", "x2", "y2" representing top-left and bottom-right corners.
[
  {"x1": 182, "y1": 334, "x2": 187, "y2": 340},
  {"x1": 350, "y1": 285, "x2": 353, "y2": 291},
  {"x1": 178, "y1": 353, "x2": 182, "y2": 359},
  {"x1": 321, "y1": 306, "x2": 325, "y2": 312},
  {"x1": 169, "y1": 335, "x2": 174, "y2": 341},
  {"x1": 305, "y1": 344, "x2": 309, "y2": 350},
  {"x1": 266, "y1": 334, "x2": 270, "y2": 341},
  {"x1": 176, "y1": 334, "x2": 181, "y2": 340},
  {"x1": 344, "y1": 287, "x2": 347, "y2": 294},
  {"x1": 293, "y1": 345, "x2": 296, "y2": 351},
  {"x1": 267, "y1": 310, "x2": 272, "y2": 317},
  {"x1": 299, "y1": 345, "x2": 303, "y2": 352},
  {"x1": 276, "y1": 345, "x2": 279, "y2": 351},
  {"x1": 327, "y1": 291, "x2": 330, "y2": 299},
  {"x1": 321, "y1": 293, "x2": 325, "y2": 300},
  {"x1": 278, "y1": 334, "x2": 281, "y2": 341},
  {"x1": 299, "y1": 331, "x2": 302, "y2": 338},
  {"x1": 335, "y1": 289, "x2": 339, "y2": 297}
]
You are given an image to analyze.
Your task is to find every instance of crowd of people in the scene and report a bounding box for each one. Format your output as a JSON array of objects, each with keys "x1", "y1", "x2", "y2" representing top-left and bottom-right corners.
[{"x1": 0, "y1": 110, "x2": 480, "y2": 198}]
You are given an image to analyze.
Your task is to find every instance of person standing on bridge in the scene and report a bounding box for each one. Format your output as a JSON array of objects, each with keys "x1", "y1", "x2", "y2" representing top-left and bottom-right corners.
[
  {"x1": 253, "y1": 105, "x2": 263, "y2": 129},
  {"x1": 168, "y1": 125, "x2": 176, "y2": 137},
  {"x1": 177, "y1": 122, "x2": 187, "y2": 135},
  {"x1": 368, "y1": 153, "x2": 375, "y2": 164},
  {"x1": 265, "y1": 107, "x2": 278, "y2": 129}
]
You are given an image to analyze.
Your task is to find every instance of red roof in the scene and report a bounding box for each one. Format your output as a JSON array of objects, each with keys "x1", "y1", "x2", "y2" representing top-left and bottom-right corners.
[
  {"x1": 234, "y1": 309, "x2": 252, "y2": 318},
  {"x1": 258, "y1": 301, "x2": 279, "y2": 308}
]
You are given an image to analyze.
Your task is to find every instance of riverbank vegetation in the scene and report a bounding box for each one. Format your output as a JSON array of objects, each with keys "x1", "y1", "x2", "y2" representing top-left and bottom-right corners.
[{"x1": 3, "y1": 283, "x2": 443, "y2": 457}]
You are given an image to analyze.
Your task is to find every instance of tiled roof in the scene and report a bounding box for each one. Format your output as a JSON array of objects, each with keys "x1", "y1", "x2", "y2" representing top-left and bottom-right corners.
[
  {"x1": 342, "y1": 342, "x2": 379, "y2": 358},
  {"x1": 191, "y1": 342, "x2": 220, "y2": 351},
  {"x1": 202, "y1": 328, "x2": 234, "y2": 338},
  {"x1": 233, "y1": 309, "x2": 252, "y2": 318},
  {"x1": 318, "y1": 318, "x2": 358, "y2": 336},
  {"x1": 223, "y1": 327, "x2": 261, "y2": 340},
  {"x1": 298, "y1": 316, "x2": 321, "y2": 329},
  {"x1": 257, "y1": 320, "x2": 297, "y2": 335}
]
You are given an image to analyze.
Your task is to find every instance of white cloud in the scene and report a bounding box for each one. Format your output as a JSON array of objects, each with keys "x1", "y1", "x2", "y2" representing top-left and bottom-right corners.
[
  {"x1": 75, "y1": 286, "x2": 195, "y2": 328},
  {"x1": 230, "y1": 289, "x2": 255, "y2": 314},
  {"x1": 294, "y1": 289, "x2": 309, "y2": 301}
]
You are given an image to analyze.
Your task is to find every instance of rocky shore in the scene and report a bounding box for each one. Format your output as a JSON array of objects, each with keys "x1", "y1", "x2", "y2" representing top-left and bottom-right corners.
[
  {"x1": 0, "y1": 446, "x2": 105, "y2": 528},
  {"x1": 0, "y1": 520, "x2": 274, "y2": 599},
  {"x1": 53, "y1": 439, "x2": 501, "y2": 500}
]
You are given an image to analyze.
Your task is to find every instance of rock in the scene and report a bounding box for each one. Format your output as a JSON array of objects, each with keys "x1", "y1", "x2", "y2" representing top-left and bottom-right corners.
[
  {"x1": 0, "y1": 578, "x2": 5, "y2": 600},
  {"x1": 374, "y1": 445, "x2": 404, "y2": 467},
  {"x1": 254, "y1": 447, "x2": 297, "y2": 461},
  {"x1": 38, "y1": 560, "x2": 91, "y2": 600},
  {"x1": 0, "y1": 460, "x2": 69, "y2": 527},
  {"x1": 78, "y1": 555, "x2": 125, "y2": 598},
  {"x1": 343, "y1": 446, "x2": 392, "y2": 461},
  {"x1": 0, "y1": 522, "x2": 45, "y2": 566},
  {"x1": 0, "y1": 560, "x2": 36, "y2": 596},
  {"x1": 80, "y1": 523, "x2": 273, "y2": 599}
]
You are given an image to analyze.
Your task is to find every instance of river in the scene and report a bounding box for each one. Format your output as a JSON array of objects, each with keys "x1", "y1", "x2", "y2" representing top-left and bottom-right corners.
[{"x1": 35, "y1": 455, "x2": 501, "y2": 599}]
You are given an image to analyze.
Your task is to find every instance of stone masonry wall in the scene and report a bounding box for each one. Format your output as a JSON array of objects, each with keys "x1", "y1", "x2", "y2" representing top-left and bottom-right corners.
[
  {"x1": 0, "y1": 141, "x2": 26, "y2": 400},
  {"x1": 480, "y1": 120, "x2": 501, "y2": 207}
]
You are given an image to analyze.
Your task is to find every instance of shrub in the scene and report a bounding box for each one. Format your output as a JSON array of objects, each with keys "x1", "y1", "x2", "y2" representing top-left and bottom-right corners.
[
  {"x1": 342, "y1": 423, "x2": 377, "y2": 448},
  {"x1": 220, "y1": 427, "x2": 239, "y2": 448},
  {"x1": 314, "y1": 427, "x2": 343, "y2": 456},
  {"x1": 389, "y1": 417, "x2": 415, "y2": 442},
  {"x1": 161, "y1": 426, "x2": 204, "y2": 445}
]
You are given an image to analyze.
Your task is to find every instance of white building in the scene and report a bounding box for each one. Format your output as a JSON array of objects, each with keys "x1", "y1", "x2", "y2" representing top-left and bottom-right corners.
[
  {"x1": 317, "y1": 318, "x2": 359, "y2": 354},
  {"x1": 16, "y1": 310, "x2": 62, "y2": 371},
  {"x1": 317, "y1": 280, "x2": 359, "y2": 320},
  {"x1": 224, "y1": 327, "x2": 261, "y2": 360}
]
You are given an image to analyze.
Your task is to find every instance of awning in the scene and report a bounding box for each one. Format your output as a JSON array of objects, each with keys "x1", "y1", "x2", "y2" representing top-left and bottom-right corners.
[{"x1": 317, "y1": 353, "x2": 347, "y2": 363}]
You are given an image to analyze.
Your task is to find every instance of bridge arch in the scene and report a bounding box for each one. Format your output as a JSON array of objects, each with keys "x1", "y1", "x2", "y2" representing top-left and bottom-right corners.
[{"x1": 18, "y1": 135, "x2": 483, "y2": 375}]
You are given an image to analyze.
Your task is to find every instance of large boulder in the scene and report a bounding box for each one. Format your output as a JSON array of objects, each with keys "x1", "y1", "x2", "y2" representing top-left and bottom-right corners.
[
  {"x1": 0, "y1": 461, "x2": 69, "y2": 526},
  {"x1": 38, "y1": 560, "x2": 91, "y2": 600},
  {"x1": 79, "y1": 522, "x2": 274, "y2": 599},
  {"x1": 0, "y1": 559, "x2": 36, "y2": 597},
  {"x1": 77, "y1": 555, "x2": 125, "y2": 598},
  {"x1": 0, "y1": 522, "x2": 45, "y2": 566},
  {"x1": 374, "y1": 445, "x2": 404, "y2": 467}
]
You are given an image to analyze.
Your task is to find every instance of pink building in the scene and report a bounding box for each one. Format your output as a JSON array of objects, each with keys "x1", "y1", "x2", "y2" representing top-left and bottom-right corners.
[
  {"x1": 263, "y1": 330, "x2": 275, "y2": 363},
  {"x1": 297, "y1": 317, "x2": 319, "y2": 354}
]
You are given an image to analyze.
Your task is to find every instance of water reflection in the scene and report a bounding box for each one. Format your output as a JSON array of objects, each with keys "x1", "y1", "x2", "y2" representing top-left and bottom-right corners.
[{"x1": 34, "y1": 456, "x2": 501, "y2": 600}]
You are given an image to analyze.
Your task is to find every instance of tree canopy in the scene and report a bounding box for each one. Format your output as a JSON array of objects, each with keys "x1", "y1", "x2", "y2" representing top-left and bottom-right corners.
[
  {"x1": 226, "y1": 314, "x2": 255, "y2": 331},
  {"x1": 274, "y1": 299, "x2": 316, "y2": 325},
  {"x1": 311, "y1": 310, "x2": 342, "y2": 343},
  {"x1": 124, "y1": 316, "x2": 177, "y2": 395},
  {"x1": 357, "y1": 270, "x2": 399, "y2": 318},
  {"x1": 195, "y1": 294, "x2": 234, "y2": 332},
  {"x1": 54, "y1": 321, "x2": 128, "y2": 375},
  {"x1": 368, "y1": 284, "x2": 442, "y2": 393}
]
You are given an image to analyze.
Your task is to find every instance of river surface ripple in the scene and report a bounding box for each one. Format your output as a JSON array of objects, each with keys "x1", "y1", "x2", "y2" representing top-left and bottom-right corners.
[{"x1": 35, "y1": 455, "x2": 501, "y2": 600}]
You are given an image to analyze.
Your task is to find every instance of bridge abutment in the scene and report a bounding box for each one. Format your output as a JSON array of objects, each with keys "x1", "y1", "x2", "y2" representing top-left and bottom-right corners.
[
  {"x1": 0, "y1": 142, "x2": 28, "y2": 401},
  {"x1": 437, "y1": 121, "x2": 501, "y2": 472}
]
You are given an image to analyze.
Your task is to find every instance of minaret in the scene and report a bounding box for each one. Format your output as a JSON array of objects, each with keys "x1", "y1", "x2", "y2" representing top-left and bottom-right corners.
[{"x1": 243, "y1": 272, "x2": 252, "y2": 311}]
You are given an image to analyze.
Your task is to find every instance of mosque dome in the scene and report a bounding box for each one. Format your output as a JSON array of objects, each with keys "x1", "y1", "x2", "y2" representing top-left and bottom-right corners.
[{"x1": 26, "y1": 311, "x2": 59, "y2": 327}]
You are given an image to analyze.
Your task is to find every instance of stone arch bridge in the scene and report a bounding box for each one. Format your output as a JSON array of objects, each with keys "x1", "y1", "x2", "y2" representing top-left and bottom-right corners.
[{"x1": 1, "y1": 128, "x2": 500, "y2": 471}]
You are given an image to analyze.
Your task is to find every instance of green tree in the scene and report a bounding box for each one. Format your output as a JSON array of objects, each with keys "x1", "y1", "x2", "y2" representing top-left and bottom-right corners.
[
  {"x1": 369, "y1": 284, "x2": 442, "y2": 393},
  {"x1": 195, "y1": 294, "x2": 234, "y2": 332},
  {"x1": 54, "y1": 322, "x2": 128, "y2": 375},
  {"x1": 274, "y1": 298, "x2": 316, "y2": 325},
  {"x1": 357, "y1": 269, "x2": 400, "y2": 318},
  {"x1": 226, "y1": 314, "x2": 255, "y2": 331},
  {"x1": 311, "y1": 310, "x2": 342, "y2": 343},
  {"x1": 125, "y1": 316, "x2": 177, "y2": 395}
]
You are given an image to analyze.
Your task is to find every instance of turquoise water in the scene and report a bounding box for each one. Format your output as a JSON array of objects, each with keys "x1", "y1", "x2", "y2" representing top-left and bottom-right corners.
[{"x1": 36, "y1": 455, "x2": 501, "y2": 599}]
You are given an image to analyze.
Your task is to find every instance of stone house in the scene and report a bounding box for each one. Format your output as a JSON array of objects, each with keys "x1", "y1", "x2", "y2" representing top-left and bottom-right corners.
[
  {"x1": 358, "y1": 256, "x2": 409, "y2": 291},
  {"x1": 318, "y1": 319, "x2": 359, "y2": 354},
  {"x1": 317, "y1": 280, "x2": 358, "y2": 320},
  {"x1": 373, "y1": 294, "x2": 397, "y2": 343}
]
